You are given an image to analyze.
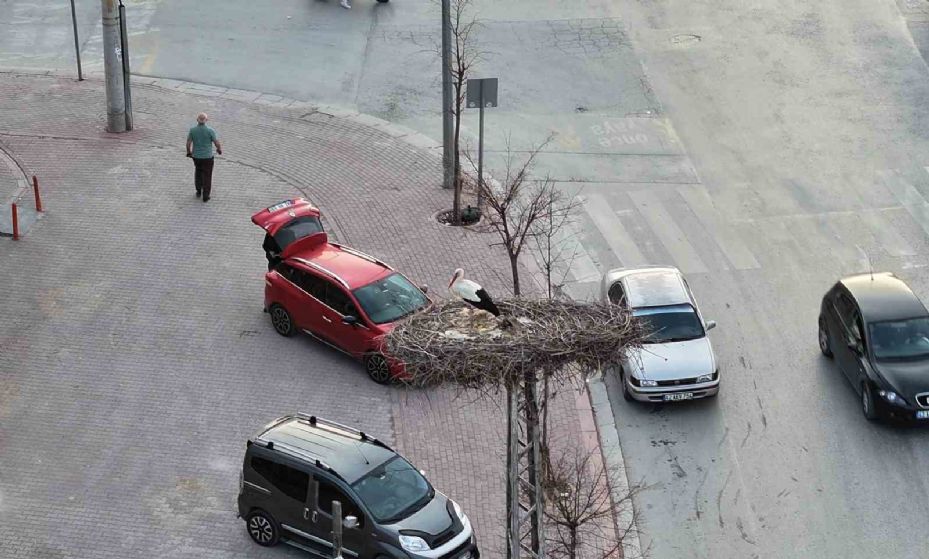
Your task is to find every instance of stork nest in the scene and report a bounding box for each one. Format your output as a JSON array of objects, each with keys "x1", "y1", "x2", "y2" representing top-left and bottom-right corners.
[{"x1": 383, "y1": 299, "x2": 646, "y2": 390}]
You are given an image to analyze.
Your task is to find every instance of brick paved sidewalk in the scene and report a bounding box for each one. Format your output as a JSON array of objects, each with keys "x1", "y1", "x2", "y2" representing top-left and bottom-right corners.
[{"x1": 0, "y1": 73, "x2": 611, "y2": 559}]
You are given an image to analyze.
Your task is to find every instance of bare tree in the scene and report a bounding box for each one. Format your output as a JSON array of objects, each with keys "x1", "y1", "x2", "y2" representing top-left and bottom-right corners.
[
  {"x1": 528, "y1": 185, "x2": 582, "y2": 301},
  {"x1": 476, "y1": 135, "x2": 574, "y2": 296},
  {"x1": 543, "y1": 443, "x2": 646, "y2": 559}
]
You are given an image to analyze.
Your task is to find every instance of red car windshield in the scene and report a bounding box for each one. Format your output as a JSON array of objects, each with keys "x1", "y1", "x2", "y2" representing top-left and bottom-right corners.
[{"x1": 352, "y1": 273, "x2": 428, "y2": 325}]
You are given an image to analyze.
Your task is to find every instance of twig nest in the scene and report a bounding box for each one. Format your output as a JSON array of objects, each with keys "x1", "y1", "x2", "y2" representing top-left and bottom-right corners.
[{"x1": 383, "y1": 299, "x2": 645, "y2": 389}]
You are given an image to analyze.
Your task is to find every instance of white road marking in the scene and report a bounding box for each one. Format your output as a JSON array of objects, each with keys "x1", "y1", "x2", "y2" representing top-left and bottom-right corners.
[
  {"x1": 882, "y1": 169, "x2": 929, "y2": 238},
  {"x1": 582, "y1": 193, "x2": 648, "y2": 268},
  {"x1": 627, "y1": 190, "x2": 709, "y2": 274},
  {"x1": 559, "y1": 219, "x2": 603, "y2": 283},
  {"x1": 860, "y1": 208, "x2": 917, "y2": 257},
  {"x1": 676, "y1": 185, "x2": 760, "y2": 270}
]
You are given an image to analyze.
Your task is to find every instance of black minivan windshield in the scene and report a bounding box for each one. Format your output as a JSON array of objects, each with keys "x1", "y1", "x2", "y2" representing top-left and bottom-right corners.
[{"x1": 351, "y1": 456, "x2": 434, "y2": 523}]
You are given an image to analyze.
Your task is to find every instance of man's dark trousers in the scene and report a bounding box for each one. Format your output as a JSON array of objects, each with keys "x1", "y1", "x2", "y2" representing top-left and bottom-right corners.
[{"x1": 193, "y1": 157, "x2": 215, "y2": 199}]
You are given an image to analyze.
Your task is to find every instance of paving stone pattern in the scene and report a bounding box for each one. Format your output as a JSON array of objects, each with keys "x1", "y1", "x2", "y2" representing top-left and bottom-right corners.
[{"x1": 0, "y1": 73, "x2": 590, "y2": 559}]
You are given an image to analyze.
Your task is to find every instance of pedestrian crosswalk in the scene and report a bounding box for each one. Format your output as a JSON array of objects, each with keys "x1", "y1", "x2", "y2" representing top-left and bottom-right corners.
[{"x1": 560, "y1": 168, "x2": 929, "y2": 291}]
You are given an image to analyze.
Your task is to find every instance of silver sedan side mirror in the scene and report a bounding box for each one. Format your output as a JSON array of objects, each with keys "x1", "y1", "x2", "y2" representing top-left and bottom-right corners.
[{"x1": 706, "y1": 320, "x2": 717, "y2": 331}]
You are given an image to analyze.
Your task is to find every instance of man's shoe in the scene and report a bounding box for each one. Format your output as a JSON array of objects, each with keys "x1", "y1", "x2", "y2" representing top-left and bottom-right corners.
[
  {"x1": 340, "y1": 0, "x2": 351, "y2": 8},
  {"x1": 196, "y1": 190, "x2": 201, "y2": 198},
  {"x1": 202, "y1": 196, "x2": 210, "y2": 203}
]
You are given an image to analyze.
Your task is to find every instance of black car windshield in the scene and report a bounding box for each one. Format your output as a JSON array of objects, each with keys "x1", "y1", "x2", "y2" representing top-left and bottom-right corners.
[
  {"x1": 633, "y1": 304, "x2": 705, "y2": 343},
  {"x1": 869, "y1": 317, "x2": 929, "y2": 361},
  {"x1": 352, "y1": 273, "x2": 429, "y2": 324},
  {"x1": 351, "y1": 456, "x2": 434, "y2": 523}
]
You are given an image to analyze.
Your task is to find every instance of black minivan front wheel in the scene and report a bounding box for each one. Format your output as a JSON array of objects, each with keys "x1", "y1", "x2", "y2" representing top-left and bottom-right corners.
[{"x1": 246, "y1": 510, "x2": 280, "y2": 547}]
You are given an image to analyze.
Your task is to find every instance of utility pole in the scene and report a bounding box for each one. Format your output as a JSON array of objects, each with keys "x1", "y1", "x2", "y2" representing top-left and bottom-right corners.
[
  {"x1": 441, "y1": 0, "x2": 454, "y2": 190},
  {"x1": 69, "y1": 0, "x2": 83, "y2": 81},
  {"x1": 101, "y1": 0, "x2": 126, "y2": 133},
  {"x1": 506, "y1": 372, "x2": 545, "y2": 559}
]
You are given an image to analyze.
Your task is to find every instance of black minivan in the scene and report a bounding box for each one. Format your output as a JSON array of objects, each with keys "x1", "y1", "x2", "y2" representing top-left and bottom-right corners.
[{"x1": 238, "y1": 414, "x2": 479, "y2": 559}]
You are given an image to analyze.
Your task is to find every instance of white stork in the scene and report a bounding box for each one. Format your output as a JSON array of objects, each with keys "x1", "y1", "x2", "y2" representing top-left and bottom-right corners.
[{"x1": 448, "y1": 268, "x2": 501, "y2": 317}]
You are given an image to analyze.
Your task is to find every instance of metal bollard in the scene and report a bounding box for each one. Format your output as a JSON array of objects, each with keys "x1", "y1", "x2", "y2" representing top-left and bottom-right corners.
[
  {"x1": 11, "y1": 203, "x2": 19, "y2": 240},
  {"x1": 32, "y1": 175, "x2": 43, "y2": 212}
]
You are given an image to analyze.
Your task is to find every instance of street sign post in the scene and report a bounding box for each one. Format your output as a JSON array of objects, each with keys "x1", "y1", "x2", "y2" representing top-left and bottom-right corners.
[{"x1": 466, "y1": 78, "x2": 498, "y2": 209}]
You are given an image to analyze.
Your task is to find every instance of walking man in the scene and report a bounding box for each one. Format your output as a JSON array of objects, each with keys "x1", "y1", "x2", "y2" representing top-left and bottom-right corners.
[{"x1": 186, "y1": 113, "x2": 222, "y2": 202}]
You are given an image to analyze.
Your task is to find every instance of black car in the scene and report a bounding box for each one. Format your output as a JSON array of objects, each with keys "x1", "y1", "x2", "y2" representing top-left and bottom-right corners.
[{"x1": 818, "y1": 272, "x2": 929, "y2": 422}]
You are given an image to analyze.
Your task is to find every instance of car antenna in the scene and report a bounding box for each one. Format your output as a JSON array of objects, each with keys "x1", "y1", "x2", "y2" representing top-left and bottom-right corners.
[
  {"x1": 856, "y1": 245, "x2": 874, "y2": 281},
  {"x1": 354, "y1": 441, "x2": 371, "y2": 465}
]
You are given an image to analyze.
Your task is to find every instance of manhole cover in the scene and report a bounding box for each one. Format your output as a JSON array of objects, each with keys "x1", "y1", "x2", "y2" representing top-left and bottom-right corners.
[{"x1": 670, "y1": 34, "x2": 702, "y2": 46}]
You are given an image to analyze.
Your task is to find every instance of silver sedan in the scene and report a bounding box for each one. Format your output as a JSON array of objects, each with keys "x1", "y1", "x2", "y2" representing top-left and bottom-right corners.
[{"x1": 602, "y1": 266, "x2": 719, "y2": 403}]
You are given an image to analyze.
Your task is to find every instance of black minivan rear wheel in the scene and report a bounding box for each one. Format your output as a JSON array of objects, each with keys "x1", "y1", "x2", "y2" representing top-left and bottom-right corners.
[{"x1": 246, "y1": 510, "x2": 280, "y2": 546}]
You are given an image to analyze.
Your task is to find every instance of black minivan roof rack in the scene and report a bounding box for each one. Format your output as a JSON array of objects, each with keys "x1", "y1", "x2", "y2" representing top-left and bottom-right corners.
[{"x1": 295, "y1": 413, "x2": 392, "y2": 450}]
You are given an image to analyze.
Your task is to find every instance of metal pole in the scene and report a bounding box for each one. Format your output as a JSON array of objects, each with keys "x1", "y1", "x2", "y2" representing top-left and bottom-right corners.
[
  {"x1": 69, "y1": 0, "x2": 83, "y2": 80},
  {"x1": 118, "y1": 0, "x2": 133, "y2": 131},
  {"x1": 441, "y1": 0, "x2": 454, "y2": 190},
  {"x1": 477, "y1": 86, "x2": 484, "y2": 209},
  {"x1": 101, "y1": 0, "x2": 126, "y2": 132},
  {"x1": 506, "y1": 385, "x2": 518, "y2": 559},
  {"x1": 332, "y1": 501, "x2": 343, "y2": 559}
]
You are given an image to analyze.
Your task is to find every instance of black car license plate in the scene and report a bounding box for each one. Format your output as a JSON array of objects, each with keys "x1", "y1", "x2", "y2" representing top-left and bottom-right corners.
[{"x1": 916, "y1": 410, "x2": 929, "y2": 420}]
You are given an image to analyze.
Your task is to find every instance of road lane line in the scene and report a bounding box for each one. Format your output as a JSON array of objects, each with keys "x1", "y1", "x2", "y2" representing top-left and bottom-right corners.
[
  {"x1": 860, "y1": 208, "x2": 917, "y2": 257},
  {"x1": 581, "y1": 193, "x2": 648, "y2": 269},
  {"x1": 676, "y1": 185, "x2": 760, "y2": 270},
  {"x1": 627, "y1": 190, "x2": 708, "y2": 274},
  {"x1": 881, "y1": 169, "x2": 929, "y2": 238},
  {"x1": 559, "y1": 219, "x2": 603, "y2": 283}
]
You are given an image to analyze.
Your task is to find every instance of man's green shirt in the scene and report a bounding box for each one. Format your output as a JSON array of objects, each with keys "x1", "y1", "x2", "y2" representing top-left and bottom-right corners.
[{"x1": 187, "y1": 124, "x2": 217, "y2": 159}]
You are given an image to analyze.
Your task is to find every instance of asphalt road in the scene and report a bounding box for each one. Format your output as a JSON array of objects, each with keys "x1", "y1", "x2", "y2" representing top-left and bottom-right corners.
[{"x1": 5, "y1": 0, "x2": 929, "y2": 557}]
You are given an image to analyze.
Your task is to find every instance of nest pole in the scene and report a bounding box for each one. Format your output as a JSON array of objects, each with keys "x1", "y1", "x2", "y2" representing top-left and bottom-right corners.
[{"x1": 383, "y1": 299, "x2": 645, "y2": 559}]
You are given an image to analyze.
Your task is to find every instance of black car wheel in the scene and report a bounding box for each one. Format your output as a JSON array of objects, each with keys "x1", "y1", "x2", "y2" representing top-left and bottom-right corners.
[
  {"x1": 365, "y1": 353, "x2": 391, "y2": 384},
  {"x1": 246, "y1": 510, "x2": 280, "y2": 547},
  {"x1": 270, "y1": 304, "x2": 295, "y2": 337},
  {"x1": 620, "y1": 369, "x2": 633, "y2": 402},
  {"x1": 818, "y1": 316, "x2": 833, "y2": 358},
  {"x1": 861, "y1": 383, "x2": 878, "y2": 421}
]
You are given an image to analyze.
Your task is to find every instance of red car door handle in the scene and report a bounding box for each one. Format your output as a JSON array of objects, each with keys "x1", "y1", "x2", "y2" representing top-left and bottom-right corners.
[{"x1": 322, "y1": 316, "x2": 332, "y2": 323}]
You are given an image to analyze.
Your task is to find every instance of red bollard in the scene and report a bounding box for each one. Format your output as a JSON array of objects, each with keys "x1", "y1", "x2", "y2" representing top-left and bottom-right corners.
[
  {"x1": 32, "y1": 175, "x2": 43, "y2": 212},
  {"x1": 11, "y1": 203, "x2": 19, "y2": 240}
]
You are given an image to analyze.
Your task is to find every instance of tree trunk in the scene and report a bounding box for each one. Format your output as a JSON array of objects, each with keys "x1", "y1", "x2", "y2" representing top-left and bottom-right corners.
[
  {"x1": 568, "y1": 526, "x2": 578, "y2": 559},
  {"x1": 452, "y1": 106, "x2": 462, "y2": 225},
  {"x1": 510, "y1": 254, "x2": 521, "y2": 297}
]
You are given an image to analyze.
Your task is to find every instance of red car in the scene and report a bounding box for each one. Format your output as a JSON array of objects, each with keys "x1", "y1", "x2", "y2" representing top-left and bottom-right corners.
[{"x1": 252, "y1": 201, "x2": 430, "y2": 383}]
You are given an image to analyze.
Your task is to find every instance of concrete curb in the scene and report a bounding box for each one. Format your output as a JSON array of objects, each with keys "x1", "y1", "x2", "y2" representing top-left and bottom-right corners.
[
  {"x1": 588, "y1": 374, "x2": 644, "y2": 558},
  {"x1": 0, "y1": 67, "x2": 444, "y2": 159}
]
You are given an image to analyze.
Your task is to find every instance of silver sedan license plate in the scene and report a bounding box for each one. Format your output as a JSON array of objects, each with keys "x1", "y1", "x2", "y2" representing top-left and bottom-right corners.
[
  {"x1": 917, "y1": 410, "x2": 929, "y2": 420},
  {"x1": 664, "y1": 393, "x2": 693, "y2": 401}
]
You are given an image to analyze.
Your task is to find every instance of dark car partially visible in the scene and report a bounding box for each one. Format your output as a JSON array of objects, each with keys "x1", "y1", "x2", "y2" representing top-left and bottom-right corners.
[{"x1": 818, "y1": 272, "x2": 929, "y2": 422}]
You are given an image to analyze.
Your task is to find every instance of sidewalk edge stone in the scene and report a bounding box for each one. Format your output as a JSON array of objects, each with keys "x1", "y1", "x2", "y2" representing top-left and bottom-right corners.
[
  {"x1": 0, "y1": 68, "x2": 444, "y2": 156},
  {"x1": 589, "y1": 376, "x2": 645, "y2": 559}
]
